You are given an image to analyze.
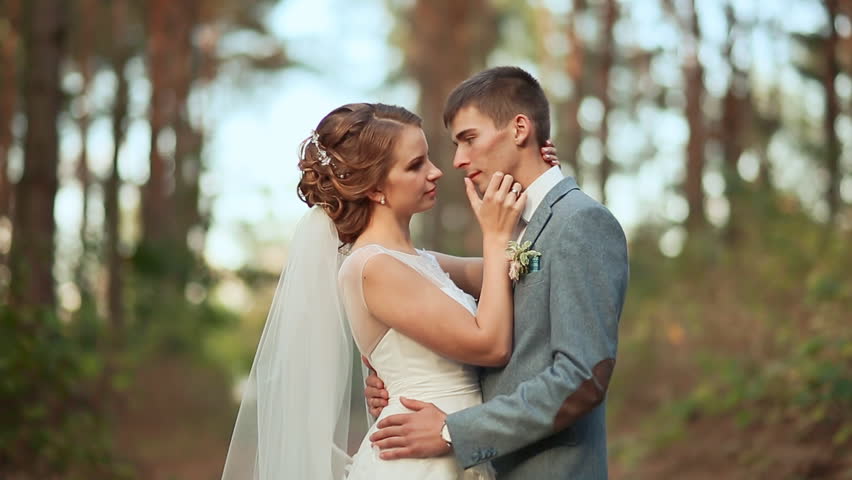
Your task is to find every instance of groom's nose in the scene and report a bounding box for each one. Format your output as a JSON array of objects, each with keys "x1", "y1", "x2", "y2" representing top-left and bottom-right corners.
[{"x1": 452, "y1": 149, "x2": 469, "y2": 170}]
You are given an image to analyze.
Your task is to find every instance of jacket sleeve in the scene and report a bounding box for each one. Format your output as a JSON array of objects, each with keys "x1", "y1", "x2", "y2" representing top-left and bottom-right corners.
[{"x1": 445, "y1": 205, "x2": 629, "y2": 469}]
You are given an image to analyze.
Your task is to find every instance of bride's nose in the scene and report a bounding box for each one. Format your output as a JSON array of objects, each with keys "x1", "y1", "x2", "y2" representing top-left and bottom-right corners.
[{"x1": 427, "y1": 162, "x2": 443, "y2": 181}]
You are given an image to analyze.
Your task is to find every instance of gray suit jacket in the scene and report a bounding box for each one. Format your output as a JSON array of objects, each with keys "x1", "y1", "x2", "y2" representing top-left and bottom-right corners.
[{"x1": 446, "y1": 177, "x2": 629, "y2": 479}]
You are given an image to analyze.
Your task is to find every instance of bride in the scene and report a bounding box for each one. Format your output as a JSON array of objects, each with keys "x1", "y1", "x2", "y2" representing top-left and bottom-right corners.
[{"x1": 221, "y1": 103, "x2": 552, "y2": 479}]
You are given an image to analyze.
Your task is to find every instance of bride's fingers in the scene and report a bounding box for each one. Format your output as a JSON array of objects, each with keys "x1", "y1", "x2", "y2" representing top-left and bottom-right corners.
[
  {"x1": 514, "y1": 191, "x2": 528, "y2": 211},
  {"x1": 361, "y1": 355, "x2": 374, "y2": 370},
  {"x1": 541, "y1": 141, "x2": 559, "y2": 165},
  {"x1": 483, "y1": 172, "x2": 504, "y2": 200},
  {"x1": 492, "y1": 173, "x2": 514, "y2": 203},
  {"x1": 463, "y1": 177, "x2": 481, "y2": 212},
  {"x1": 504, "y1": 182, "x2": 523, "y2": 207},
  {"x1": 365, "y1": 384, "x2": 387, "y2": 400}
]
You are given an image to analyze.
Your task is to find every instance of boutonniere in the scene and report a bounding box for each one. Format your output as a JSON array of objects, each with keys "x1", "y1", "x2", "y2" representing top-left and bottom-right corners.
[{"x1": 506, "y1": 240, "x2": 541, "y2": 282}]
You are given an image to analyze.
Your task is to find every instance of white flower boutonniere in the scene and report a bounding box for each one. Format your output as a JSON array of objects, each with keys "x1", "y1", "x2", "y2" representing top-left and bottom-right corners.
[{"x1": 506, "y1": 240, "x2": 541, "y2": 282}]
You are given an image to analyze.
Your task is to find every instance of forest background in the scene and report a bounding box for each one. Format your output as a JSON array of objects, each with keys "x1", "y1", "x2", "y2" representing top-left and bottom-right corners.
[{"x1": 1, "y1": 0, "x2": 851, "y2": 478}]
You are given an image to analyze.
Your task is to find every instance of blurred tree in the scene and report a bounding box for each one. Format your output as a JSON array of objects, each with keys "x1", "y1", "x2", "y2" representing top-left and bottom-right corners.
[
  {"x1": 668, "y1": 0, "x2": 708, "y2": 232},
  {"x1": 790, "y1": 0, "x2": 849, "y2": 226},
  {"x1": 561, "y1": 0, "x2": 587, "y2": 184},
  {"x1": 142, "y1": 0, "x2": 181, "y2": 251},
  {"x1": 0, "y1": 0, "x2": 20, "y2": 223},
  {"x1": 598, "y1": 0, "x2": 618, "y2": 205},
  {"x1": 394, "y1": 0, "x2": 499, "y2": 254},
  {"x1": 9, "y1": 0, "x2": 67, "y2": 308},
  {"x1": 821, "y1": 0, "x2": 842, "y2": 225},
  {"x1": 140, "y1": 0, "x2": 289, "y2": 286},
  {"x1": 529, "y1": 0, "x2": 587, "y2": 183},
  {"x1": 720, "y1": 3, "x2": 750, "y2": 243},
  {"x1": 106, "y1": 0, "x2": 133, "y2": 342},
  {"x1": 70, "y1": 0, "x2": 99, "y2": 283}
]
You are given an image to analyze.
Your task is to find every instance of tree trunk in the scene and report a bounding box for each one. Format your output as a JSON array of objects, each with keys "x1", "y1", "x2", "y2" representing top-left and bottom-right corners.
[
  {"x1": 823, "y1": 0, "x2": 841, "y2": 225},
  {"x1": 598, "y1": 0, "x2": 617, "y2": 205},
  {"x1": 721, "y1": 5, "x2": 748, "y2": 243},
  {"x1": 107, "y1": 0, "x2": 131, "y2": 339},
  {"x1": 682, "y1": 0, "x2": 707, "y2": 231},
  {"x1": 561, "y1": 0, "x2": 586, "y2": 184},
  {"x1": 173, "y1": 0, "x2": 201, "y2": 266},
  {"x1": 143, "y1": 0, "x2": 178, "y2": 245},
  {"x1": 9, "y1": 0, "x2": 66, "y2": 308},
  {"x1": 74, "y1": 0, "x2": 98, "y2": 288},
  {"x1": 0, "y1": 0, "x2": 21, "y2": 221},
  {"x1": 405, "y1": 0, "x2": 498, "y2": 254}
]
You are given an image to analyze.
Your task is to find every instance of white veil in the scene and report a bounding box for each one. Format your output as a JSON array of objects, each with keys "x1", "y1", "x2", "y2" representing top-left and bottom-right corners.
[{"x1": 222, "y1": 206, "x2": 359, "y2": 480}]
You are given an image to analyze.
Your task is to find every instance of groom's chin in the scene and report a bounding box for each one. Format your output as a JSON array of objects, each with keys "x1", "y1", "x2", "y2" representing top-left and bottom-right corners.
[{"x1": 473, "y1": 180, "x2": 487, "y2": 195}]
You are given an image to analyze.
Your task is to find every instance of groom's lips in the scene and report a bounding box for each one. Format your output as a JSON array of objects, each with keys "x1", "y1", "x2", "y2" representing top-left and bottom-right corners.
[{"x1": 467, "y1": 171, "x2": 482, "y2": 180}]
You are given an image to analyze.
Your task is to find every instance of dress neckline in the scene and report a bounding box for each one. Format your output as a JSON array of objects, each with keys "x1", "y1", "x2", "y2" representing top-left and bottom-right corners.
[{"x1": 352, "y1": 243, "x2": 422, "y2": 258}]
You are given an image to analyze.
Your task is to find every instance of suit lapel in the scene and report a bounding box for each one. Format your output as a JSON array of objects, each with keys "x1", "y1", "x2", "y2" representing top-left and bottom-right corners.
[{"x1": 520, "y1": 176, "x2": 580, "y2": 247}]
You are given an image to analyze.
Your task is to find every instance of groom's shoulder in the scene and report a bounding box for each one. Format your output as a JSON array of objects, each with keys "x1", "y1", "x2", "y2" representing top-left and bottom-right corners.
[
  {"x1": 553, "y1": 187, "x2": 613, "y2": 220},
  {"x1": 551, "y1": 188, "x2": 624, "y2": 237}
]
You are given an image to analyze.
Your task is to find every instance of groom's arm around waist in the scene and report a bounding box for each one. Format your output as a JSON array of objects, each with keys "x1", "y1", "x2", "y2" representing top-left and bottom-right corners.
[{"x1": 446, "y1": 204, "x2": 629, "y2": 469}]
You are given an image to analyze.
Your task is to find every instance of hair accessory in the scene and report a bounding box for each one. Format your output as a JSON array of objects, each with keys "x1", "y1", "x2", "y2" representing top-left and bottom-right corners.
[{"x1": 300, "y1": 130, "x2": 332, "y2": 166}]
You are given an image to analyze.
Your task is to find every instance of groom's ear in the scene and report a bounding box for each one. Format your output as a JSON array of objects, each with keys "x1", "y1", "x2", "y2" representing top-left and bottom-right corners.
[{"x1": 511, "y1": 114, "x2": 533, "y2": 147}]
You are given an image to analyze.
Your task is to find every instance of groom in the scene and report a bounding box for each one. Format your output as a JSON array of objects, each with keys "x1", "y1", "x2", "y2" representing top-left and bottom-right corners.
[{"x1": 366, "y1": 66, "x2": 629, "y2": 479}]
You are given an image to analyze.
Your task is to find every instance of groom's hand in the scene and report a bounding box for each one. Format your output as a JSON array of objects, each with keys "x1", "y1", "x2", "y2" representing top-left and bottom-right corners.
[{"x1": 370, "y1": 397, "x2": 450, "y2": 459}]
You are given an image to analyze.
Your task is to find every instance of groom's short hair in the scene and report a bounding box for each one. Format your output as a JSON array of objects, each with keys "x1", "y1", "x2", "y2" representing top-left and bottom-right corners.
[{"x1": 443, "y1": 66, "x2": 550, "y2": 147}]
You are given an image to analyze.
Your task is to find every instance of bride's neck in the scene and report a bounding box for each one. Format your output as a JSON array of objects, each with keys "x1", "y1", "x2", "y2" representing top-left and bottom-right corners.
[{"x1": 355, "y1": 209, "x2": 414, "y2": 252}]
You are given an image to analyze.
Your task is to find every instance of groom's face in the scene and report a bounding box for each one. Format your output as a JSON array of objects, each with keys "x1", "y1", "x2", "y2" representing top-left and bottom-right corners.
[{"x1": 449, "y1": 106, "x2": 518, "y2": 193}]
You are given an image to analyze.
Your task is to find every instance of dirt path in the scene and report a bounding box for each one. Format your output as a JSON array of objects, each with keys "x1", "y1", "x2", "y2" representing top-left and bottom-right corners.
[{"x1": 113, "y1": 357, "x2": 235, "y2": 480}]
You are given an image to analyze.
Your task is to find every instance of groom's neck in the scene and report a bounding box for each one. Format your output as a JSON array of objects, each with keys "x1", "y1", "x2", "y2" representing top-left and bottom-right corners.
[{"x1": 511, "y1": 149, "x2": 551, "y2": 189}]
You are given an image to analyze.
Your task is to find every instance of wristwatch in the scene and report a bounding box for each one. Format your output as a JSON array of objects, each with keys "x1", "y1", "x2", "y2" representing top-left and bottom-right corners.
[{"x1": 440, "y1": 421, "x2": 453, "y2": 447}]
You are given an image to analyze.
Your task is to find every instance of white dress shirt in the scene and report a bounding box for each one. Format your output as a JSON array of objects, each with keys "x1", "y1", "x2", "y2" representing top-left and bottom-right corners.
[{"x1": 516, "y1": 166, "x2": 565, "y2": 241}]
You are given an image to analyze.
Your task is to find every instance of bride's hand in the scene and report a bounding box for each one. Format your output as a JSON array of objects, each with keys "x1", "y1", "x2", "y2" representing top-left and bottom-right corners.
[
  {"x1": 541, "y1": 139, "x2": 559, "y2": 166},
  {"x1": 465, "y1": 172, "x2": 526, "y2": 242},
  {"x1": 363, "y1": 356, "x2": 388, "y2": 418}
]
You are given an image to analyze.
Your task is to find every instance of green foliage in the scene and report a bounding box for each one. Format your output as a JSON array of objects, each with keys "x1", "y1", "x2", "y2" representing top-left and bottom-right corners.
[
  {"x1": 128, "y1": 241, "x2": 239, "y2": 359},
  {"x1": 0, "y1": 239, "x2": 242, "y2": 478},
  {"x1": 610, "y1": 189, "x2": 852, "y2": 467},
  {"x1": 0, "y1": 306, "x2": 132, "y2": 479}
]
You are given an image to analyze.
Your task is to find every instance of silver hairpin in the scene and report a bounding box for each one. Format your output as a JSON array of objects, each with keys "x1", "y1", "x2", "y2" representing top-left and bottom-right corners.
[{"x1": 300, "y1": 130, "x2": 332, "y2": 166}]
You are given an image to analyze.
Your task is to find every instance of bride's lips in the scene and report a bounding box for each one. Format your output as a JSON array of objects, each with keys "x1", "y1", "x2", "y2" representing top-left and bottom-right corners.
[
  {"x1": 467, "y1": 171, "x2": 482, "y2": 181},
  {"x1": 425, "y1": 186, "x2": 437, "y2": 196}
]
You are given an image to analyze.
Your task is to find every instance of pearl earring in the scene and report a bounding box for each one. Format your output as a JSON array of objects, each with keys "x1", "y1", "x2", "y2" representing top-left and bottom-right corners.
[{"x1": 380, "y1": 197, "x2": 386, "y2": 205}]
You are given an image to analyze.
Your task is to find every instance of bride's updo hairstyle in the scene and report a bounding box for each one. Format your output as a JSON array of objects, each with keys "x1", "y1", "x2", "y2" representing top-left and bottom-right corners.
[{"x1": 297, "y1": 103, "x2": 422, "y2": 244}]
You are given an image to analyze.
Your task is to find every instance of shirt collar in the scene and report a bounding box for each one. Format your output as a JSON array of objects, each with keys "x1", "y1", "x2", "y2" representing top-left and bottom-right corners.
[{"x1": 521, "y1": 166, "x2": 564, "y2": 223}]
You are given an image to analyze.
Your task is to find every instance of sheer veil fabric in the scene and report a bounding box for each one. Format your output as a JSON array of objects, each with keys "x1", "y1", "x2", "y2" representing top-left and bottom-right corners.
[{"x1": 221, "y1": 206, "x2": 360, "y2": 480}]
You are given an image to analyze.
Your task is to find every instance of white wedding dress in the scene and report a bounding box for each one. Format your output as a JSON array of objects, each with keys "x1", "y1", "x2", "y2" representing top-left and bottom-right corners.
[{"x1": 338, "y1": 244, "x2": 495, "y2": 480}]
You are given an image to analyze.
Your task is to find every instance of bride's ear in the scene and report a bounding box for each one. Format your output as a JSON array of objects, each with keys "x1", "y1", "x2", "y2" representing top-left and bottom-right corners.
[{"x1": 367, "y1": 189, "x2": 386, "y2": 205}]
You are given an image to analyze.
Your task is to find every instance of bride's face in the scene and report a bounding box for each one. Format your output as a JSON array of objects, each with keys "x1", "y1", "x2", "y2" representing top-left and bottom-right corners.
[{"x1": 380, "y1": 125, "x2": 443, "y2": 215}]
